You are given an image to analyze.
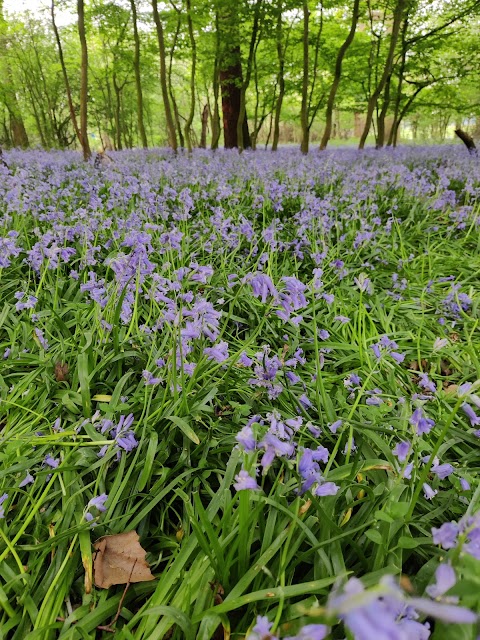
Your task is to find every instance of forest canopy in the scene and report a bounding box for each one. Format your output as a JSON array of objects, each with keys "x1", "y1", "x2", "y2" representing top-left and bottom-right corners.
[{"x1": 0, "y1": 0, "x2": 479, "y2": 156}]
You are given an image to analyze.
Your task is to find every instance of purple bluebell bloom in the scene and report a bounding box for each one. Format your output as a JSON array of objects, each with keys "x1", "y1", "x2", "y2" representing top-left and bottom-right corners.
[
  {"x1": 88, "y1": 494, "x2": 108, "y2": 512},
  {"x1": 247, "y1": 616, "x2": 278, "y2": 640},
  {"x1": 329, "y1": 419, "x2": 342, "y2": 434},
  {"x1": 431, "y1": 463, "x2": 454, "y2": 480},
  {"x1": 204, "y1": 341, "x2": 229, "y2": 363},
  {"x1": 423, "y1": 483, "x2": 437, "y2": 500},
  {"x1": 393, "y1": 440, "x2": 411, "y2": 462},
  {"x1": 461, "y1": 403, "x2": 480, "y2": 426},
  {"x1": 234, "y1": 470, "x2": 259, "y2": 492},
  {"x1": 19, "y1": 472, "x2": 34, "y2": 487},
  {"x1": 410, "y1": 407, "x2": 435, "y2": 436},
  {"x1": 426, "y1": 564, "x2": 456, "y2": 599},
  {"x1": 432, "y1": 522, "x2": 459, "y2": 549},
  {"x1": 284, "y1": 625, "x2": 328, "y2": 640},
  {"x1": 0, "y1": 493, "x2": 8, "y2": 519}
]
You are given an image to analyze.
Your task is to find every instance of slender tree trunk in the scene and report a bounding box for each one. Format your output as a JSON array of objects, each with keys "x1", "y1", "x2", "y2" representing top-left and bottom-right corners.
[
  {"x1": 184, "y1": 0, "x2": 196, "y2": 151},
  {"x1": 300, "y1": 1, "x2": 309, "y2": 154},
  {"x1": 359, "y1": 0, "x2": 406, "y2": 150},
  {"x1": 130, "y1": 0, "x2": 148, "y2": 148},
  {"x1": 272, "y1": 0, "x2": 285, "y2": 151},
  {"x1": 218, "y1": 3, "x2": 250, "y2": 149},
  {"x1": 52, "y1": 0, "x2": 82, "y2": 149},
  {"x1": 25, "y1": 81, "x2": 47, "y2": 147},
  {"x1": 376, "y1": 73, "x2": 391, "y2": 148},
  {"x1": 0, "y1": 0, "x2": 29, "y2": 147},
  {"x1": 168, "y1": 12, "x2": 184, "y2": 148},
  {"x1": 387, "y1": 18, "x2": 408, "y2": 146},
  {"x1": 392, "y1": 84, "x2": 425, "y2": 146},
  {"x1": 152, "y1": 0, "x2": 177, "y2": 151},
  {"x1": 211, "y1": 10, "x2": 221, "y2": 150},
  {"x1": 113, "y1": 73, "x2": 122, "y2": 150},
  {"x1": 236, "y1": 0, "x2": 262, "y2": 152},
  {"x1": 319, "y1": 0, "x2": 359, "y2": 150},
  {"x1": 200, "y1": 104, "x2": 209, "y2": 148},
  {"x1": 77, "y1": 0, "x2": 91, "y2": 159}
]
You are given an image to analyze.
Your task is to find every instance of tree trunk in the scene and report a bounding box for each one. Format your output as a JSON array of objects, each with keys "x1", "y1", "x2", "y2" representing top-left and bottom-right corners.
[
  {"x1": 218, "y1": 3, "x2": 250, "y2": 149},
  {"x1": 168, "y1": 12, "x2": 184, "y2": 148},
  {"x1": 200, "y1": 103, "x2": 209, "y2": 148},
  {"x1": 184, "y1": 0, "x2": 196, "y2": 151},
  {"x1": 113, "y1": 73, "x2": 122, "y2": 150},
  {"x1": 319, "y1": 0, "x2": 359, "y2": 150},
  {"x1": 130, "y1": 0, "x2": 148, "y2": 148},
  {"x1": 211, "y1": 10, "x2": 221, "y2": 150},
  {"x1": 300, "y1": 1, "x2": 309, "y2": 154},
  {"x1": 387, "y1": 55, "x2": 406, "y2": 146},
  {"x1": 77, "y1": 0, "x2": 91, "y2": 159},
  {"x1": 358, "y1": 0, "x2": 406, "y2": 150},
  {"x1": 376, "y1": 73, "x2": 391, "y2": 148},
  {"x1": 455, "y1": 129, "x2": 477, "y2": 155},
  {"x1": 392, "y1": 85, "x2": 425, "y2": 146},
  {"x1": 152, "y1": 0, "x2": 177, "y2": 151},
  {"x1": 272, "y1": 0, "x2": 285, "y2": 151},
  {"x1": 236, "y1": 0, "x2": 262, "y2": 152},
  {"x1": 0, "y1": 0, "x2": 29, "y2": 148},
  {"x1": 52, "y1": 0, "x2": 82, "y2": 149}
]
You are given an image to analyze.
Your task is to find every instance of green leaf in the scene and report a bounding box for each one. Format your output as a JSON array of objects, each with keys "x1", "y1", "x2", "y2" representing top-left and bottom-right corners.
[
  {"x1": 365, "y1": 529, "x2": 383, "y2": 545},
  {"x1": 166, "y1": 415, "x2": 200, "y2": 444}
]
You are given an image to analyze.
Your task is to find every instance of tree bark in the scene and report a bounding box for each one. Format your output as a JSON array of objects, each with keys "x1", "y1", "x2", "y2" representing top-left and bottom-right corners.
[
  {"x1": 200, "y1": 103, "x2": 209, "y2": 148},
  {"x1": 130, "y1": 0, "x2": 148, "y2": 148},
  {"x1": 77, "y1": 0, "x2": 91, "y2": 160},
  {"x1": 272, "y1": 0, "x2": 285, "y2": 151},
  {"x1": 236, "y1": 0, "x2": 262, "y2": 152},
  {"x1": 376, "y1": 72, "x2": 391, "y2": 148},
  {"x1": 454, "y1": 129, "x2": 477, "y2": 155},
  {"x1": 168, "y1": 11, "x2": 184, "y2": 148},
  {"x1": 52, "y1": 0, "x2": 82, "y2": 149},
  {"x1": 300, "y1": 1, "x2": 309, "y2": 154},
  {"x1": 358, "y1": 0, "x2": 406, "y2": 150},
  {"x1": 152, "y1": 0, "x2": 178, "y2": 151},
  {"x1": 0, "y1": 0, "x2": 29, "y2": 147},
  {"x1": 218, "y1": 2, "x2": 250, "y2": 149},
  {"x1": 184, "y1": 0, "x2": 196, "y2": 151},
  {"x1": 210, "y1": 9, "x2": 221, "y2": 150},
  {"x1": 319, "y1": 0, "x2": 360, "y2": 150}
]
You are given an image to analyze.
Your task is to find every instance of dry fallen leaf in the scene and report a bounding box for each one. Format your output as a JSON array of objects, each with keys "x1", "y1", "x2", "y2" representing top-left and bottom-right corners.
[
  {"x1": 54, "y1": 361, "x2": 69, "y2": 382},
  {"x1": 93, "y1": 530, "x2": 155, "y2": 588}
]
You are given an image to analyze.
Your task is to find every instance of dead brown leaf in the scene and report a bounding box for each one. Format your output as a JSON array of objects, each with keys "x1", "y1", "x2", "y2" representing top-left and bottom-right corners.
[
  {"x1": 445, "y1": 384, "x2": 458, "y2": 396},
  {"x1": 440, "y1": 359, "x2": 453, "y2": 377},
  {"x1": 93, "y1": 530, "x2": 154, "y2": 588},
  {"x1": 54, "y1": 361, "x2": 69, "y2": 382}
]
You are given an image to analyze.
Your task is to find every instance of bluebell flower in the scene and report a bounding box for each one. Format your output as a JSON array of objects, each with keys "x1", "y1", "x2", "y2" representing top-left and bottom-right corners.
[
  {"x1": 234, "y1": 469, "x2": 259, "y2": 492},
  {"x1": 88, "y1": 494, "x2": 108, "y2": 512},
  {"x1": 329, "y1": 419, "x2": 343, "y2": 434},
  {"x1": 426, "y1": 564, "x2": 456, "y2": 599},
  {"x1": 423, "y1": 483, "x2": 437, "y2": 500},
  {"x1": 393, "y1": 440, "x2": 411, "y2": 462},
  {"x1": 284, "y1": 625, "x2": 328, "y2": 640},
  {"x1": 247, "y1": 616, "x2": 278, "y2": 640},
  {"x1": 236, "y1": 425, "x2": 256, "y2": 452},
  {"x1": 418, "y1": 373, "x2": 437, "y2": 394},
  {"x1": 0, "y1": 493, "x2": 8, "y2": 519},
  {"x1": 431, "y1": 463, "x2": 454, "y2": 479},
  {"x1": 204, "y1": 341, "x2": 229, "y2": 363},
  {"x1": 19, "y1": 472, "x2": 34, "y2": 487},
  {"x1": 461, "y1": 402, "x2": 480, "y2": 426},
  {"x1": 410, "y1": 407, "x2": 435, "y2": 436},
  {"x1": 432, "y1": 522, "x2": 459, "y2": 549}
]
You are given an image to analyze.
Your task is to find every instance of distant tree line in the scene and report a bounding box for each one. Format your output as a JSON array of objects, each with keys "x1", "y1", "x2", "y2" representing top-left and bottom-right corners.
[{"x1": 0, "y1": 0, "x2": 479, "y2": 158}]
